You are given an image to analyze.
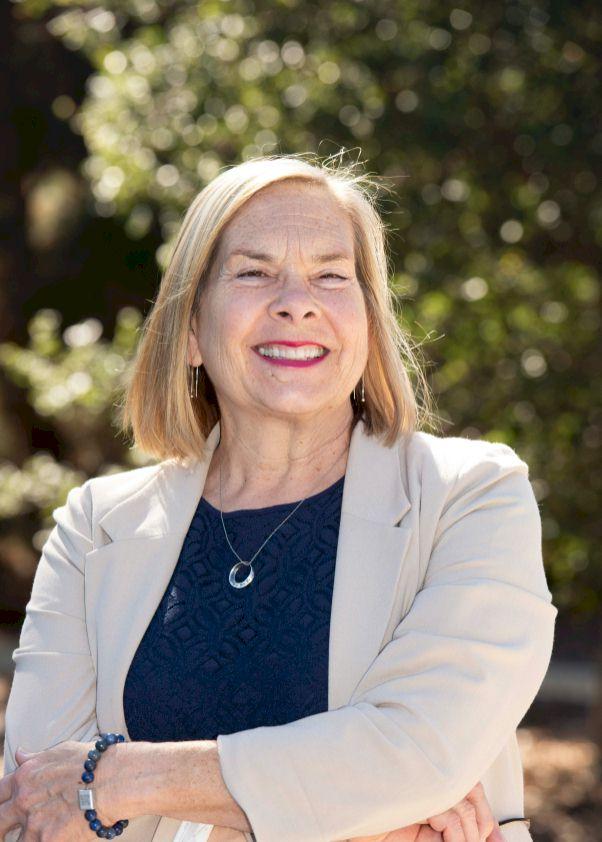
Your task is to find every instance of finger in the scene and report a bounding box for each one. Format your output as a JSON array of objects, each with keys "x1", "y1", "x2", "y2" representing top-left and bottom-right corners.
[
  {"x1": 416, "y1": 827, "x2": 444, "y2": 841},
  {"x1": 14, "y1": 749, "x2": 37, "y2": 767},
  {"x1": 441, "y1": 814, "x2": 469, "y2": 842},
  {"x1": 428, "y1": 807, "x2": 478, "y2": 842},
  {"x1": 486, "y1": 820, "x2": 505, "y2": 842},
  {"x1": 0, "y1": 772, "x2": 13, "y2": 804},
  {"x1": 464, "y1": 783, "x2": 496, "y2": 841},
  {"x1": 453, "y1": 800, "x2": 481, "y2": 842}
]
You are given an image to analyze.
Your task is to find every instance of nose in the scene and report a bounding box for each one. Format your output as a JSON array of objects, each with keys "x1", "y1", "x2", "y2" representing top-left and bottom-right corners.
[{"x1": 267, "y1": 271, "x2": 319, "y2": 323}]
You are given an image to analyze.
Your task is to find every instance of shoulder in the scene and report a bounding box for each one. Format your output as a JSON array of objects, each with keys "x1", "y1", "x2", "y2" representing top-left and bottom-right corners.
[
  {"x1": 394, "y1": 429, "x2": 532, "y2": 510},
  {"x1": 59, "y1": 459, "x2": 176, "y2": 523},
  {"x1": 403, "y1": 430, "x2": 529, "y2": 480}
]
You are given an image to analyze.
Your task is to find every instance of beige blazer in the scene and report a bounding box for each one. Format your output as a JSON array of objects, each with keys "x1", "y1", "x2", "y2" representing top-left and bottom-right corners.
[{"x1": 3, "y1": 419, "x2": 557, "y2": 842}]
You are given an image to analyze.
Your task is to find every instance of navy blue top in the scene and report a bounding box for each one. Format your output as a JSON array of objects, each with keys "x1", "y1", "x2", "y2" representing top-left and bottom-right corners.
[{"x1": 123, "y1": 474, "x2": 345, "y2": 742}]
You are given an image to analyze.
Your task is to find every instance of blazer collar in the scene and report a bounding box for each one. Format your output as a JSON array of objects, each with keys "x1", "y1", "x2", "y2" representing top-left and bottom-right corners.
[{"x1": 97, "y1": 417, "x2": 411, "y2": 543}]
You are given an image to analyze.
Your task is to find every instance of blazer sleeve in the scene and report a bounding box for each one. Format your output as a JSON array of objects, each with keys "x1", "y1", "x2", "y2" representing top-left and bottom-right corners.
[
  {"x1": 216, "y1": 444, "x2": 558, "y2": 842},
  {"x1": 2, "y1": 480, "x2": 101, "y2": 778}
]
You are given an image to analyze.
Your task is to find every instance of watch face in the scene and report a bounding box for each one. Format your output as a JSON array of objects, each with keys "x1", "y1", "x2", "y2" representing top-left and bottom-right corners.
[{"x1": 78, "y1": 789, "x2": 94, "y2": 811}]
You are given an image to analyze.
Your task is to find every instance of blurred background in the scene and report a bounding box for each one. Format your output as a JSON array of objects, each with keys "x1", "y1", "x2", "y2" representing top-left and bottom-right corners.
[{"x1": 1, "y1": 0, "x2": 600, "y2": 838}]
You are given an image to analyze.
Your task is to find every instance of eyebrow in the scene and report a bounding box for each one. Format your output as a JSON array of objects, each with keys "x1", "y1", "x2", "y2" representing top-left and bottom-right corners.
[{"x1": 229, "y1": 249, "x2": 353, "y2": 263}]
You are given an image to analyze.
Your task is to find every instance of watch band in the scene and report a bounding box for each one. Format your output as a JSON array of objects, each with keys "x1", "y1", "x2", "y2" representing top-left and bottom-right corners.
[{"x1": 499, "y1": 817, "x2": 531, "y2": 828}]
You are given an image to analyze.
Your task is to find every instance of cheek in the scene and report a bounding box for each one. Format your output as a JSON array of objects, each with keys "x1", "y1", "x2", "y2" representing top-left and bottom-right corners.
[
  {"x1": 337, "y1": 296, "x2": 369, "y2": 344},
  {"x1": 201, "y1": 295, "x2": 245, "y2": 338},
  {"x1": 199, "y1": 297, "x2": 256, "y2": 361}
]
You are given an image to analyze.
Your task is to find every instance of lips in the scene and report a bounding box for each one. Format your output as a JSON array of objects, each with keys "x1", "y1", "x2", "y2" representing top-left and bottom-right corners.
[
  {"x1": 253, "y1": 341, "x2": 329, "y2": 350},
  {"x1": 253, "y1": 343, "x2": 330, "y2": 368}
]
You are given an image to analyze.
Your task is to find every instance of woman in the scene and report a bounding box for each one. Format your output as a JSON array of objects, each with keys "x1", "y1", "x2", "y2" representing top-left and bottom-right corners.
[{"x1": 1, "y1": 154, "x2": 556, "y2": 842}]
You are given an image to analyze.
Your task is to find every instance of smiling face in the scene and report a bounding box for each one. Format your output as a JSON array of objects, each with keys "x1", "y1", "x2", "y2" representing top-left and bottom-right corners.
[{"x1": 187, "y1": 179, "x2": 369, "y2": 425}]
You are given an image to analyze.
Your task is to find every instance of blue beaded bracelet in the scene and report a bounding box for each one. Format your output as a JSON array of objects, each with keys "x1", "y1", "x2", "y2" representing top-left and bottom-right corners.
[{"x1": 77, "y1": 732, "x2": 130, "y2": 838}]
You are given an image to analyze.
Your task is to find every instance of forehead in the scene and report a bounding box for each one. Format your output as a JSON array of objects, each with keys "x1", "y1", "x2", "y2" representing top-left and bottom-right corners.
[{"x1": 217, "y1": 181, "x2": 355, "y2": 254}]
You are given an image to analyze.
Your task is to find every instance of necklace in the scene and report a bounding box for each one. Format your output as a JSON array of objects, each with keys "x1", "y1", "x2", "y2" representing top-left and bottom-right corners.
[
  {"x1": 217, "y1": 445, "x2": 347, "y2": 589},
  {"x1": 219, "y1": 460, "x2": 311, "y2": 589}
]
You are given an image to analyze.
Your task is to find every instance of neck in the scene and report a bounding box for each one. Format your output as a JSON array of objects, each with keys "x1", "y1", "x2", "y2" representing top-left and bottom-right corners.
[{"x1": 205, "y1": 403, "x2": 355, "y2": 509}]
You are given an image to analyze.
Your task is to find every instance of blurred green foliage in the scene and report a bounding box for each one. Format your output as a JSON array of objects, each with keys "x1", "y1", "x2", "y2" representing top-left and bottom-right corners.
[
  {"x1": 4, "y1": 0, "x2": 601, "y2": 616},
  {"x1": 0, "y1": 307, "x2": 147, "y2": 520}
]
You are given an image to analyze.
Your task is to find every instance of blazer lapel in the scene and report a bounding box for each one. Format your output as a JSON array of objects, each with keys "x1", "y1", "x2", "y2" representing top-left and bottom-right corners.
[
  {"x1": 84, "y1": 423, "x2": 222, "y2": 737},
  {"x1": 328, "y1": 421, "x2": 416, "y2": 708},
  {"x1": 84, "y1": 419, "x2": 417, "y2": 737}
]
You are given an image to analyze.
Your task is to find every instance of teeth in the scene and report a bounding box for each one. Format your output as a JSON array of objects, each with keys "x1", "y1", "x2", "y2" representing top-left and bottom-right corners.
[{"x1": 257, "y1": 345, "x2": 326, "y2": 360}]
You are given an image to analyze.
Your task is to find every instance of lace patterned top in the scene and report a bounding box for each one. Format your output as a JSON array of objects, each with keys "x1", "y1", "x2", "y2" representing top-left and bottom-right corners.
[{"x1": 123, "y1": 473, "x2": 345, "y2": 743}]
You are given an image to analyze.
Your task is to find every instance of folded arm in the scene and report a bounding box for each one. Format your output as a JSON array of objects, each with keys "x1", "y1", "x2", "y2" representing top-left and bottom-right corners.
[{"x1": 215, "y1": 445, "x2": 557, "y2": 841}]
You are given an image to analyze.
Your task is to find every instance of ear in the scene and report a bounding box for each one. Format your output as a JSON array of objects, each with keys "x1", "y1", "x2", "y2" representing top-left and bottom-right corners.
[{"x1": 187, "y1": 323, "x2": 203, "y2": 367}]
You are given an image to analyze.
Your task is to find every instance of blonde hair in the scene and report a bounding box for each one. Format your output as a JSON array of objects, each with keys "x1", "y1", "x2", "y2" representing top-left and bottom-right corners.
[{"x1": 116, "y1": 152, "x2": 439, "y2": 462}]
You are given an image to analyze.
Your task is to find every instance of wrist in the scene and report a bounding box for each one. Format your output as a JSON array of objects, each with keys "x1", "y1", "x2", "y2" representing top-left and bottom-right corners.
[
  {"x1": 93, "y1": 740, "x2": 143, "y2": 824},
  {"x1": 91, "y1": 738, "x2": 249, "y2": 830}
]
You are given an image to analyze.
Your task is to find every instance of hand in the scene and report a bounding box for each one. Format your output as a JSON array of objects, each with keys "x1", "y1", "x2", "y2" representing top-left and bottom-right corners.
[
  {"x1": 348, "y1": 782, "x2": 505, "y2": 842},
  {"x1": 0, "y1": 741, "x2": 121, "y2": 842},
  {"x1": 421, "y1": 783, "x2": 504, "y2": 842}
]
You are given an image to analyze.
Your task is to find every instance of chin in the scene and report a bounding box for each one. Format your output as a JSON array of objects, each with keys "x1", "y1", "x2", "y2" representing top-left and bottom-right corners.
[{"x1": 257, "y1": 395, "x2": 332, "y2": 418}]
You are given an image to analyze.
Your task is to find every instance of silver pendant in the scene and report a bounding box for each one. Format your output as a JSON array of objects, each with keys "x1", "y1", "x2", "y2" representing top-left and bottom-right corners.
[{"x1": 229, "y1": 560, "x2": 254, "y2": 589}]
